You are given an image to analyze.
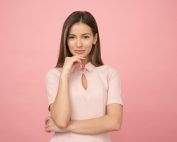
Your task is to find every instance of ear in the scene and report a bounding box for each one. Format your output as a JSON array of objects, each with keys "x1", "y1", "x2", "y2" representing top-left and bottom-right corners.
[{"x1": 93, "y1": 33, "x2": 97, "y2": 45}]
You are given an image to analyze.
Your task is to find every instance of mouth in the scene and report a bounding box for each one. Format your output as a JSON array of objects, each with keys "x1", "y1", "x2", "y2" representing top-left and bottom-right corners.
[{"x1": 74, "y1": 50, "x2": 85, "y2": 54}]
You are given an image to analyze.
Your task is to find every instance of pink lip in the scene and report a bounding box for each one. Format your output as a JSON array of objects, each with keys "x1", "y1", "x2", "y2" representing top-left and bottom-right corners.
[{"x1": 75, "y1": 50, "x2": 85, "y2": 54}]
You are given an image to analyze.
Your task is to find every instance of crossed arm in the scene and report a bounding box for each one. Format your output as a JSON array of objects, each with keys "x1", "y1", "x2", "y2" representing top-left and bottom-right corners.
[{"x1": 45, "y1": 103, "x2": 123, "y2": 135}]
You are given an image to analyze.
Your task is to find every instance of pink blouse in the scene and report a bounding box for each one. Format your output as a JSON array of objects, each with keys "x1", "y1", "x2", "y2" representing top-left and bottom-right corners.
[{"x1": 45, "y1": 62, "x2": 123, "y2": 142}]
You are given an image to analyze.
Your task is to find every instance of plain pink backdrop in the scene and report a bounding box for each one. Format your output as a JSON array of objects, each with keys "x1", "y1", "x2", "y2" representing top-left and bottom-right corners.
[{"x1": 0, "y1": 0, "x2": 177, "y2": 141}]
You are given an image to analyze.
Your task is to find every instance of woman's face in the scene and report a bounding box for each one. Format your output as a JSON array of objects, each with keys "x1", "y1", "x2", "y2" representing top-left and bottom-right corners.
[{"x1": 67, "y1": 22, "x2": 97, "y2": 61}]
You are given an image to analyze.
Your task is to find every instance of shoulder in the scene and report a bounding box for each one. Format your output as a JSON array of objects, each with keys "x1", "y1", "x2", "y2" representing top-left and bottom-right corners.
[
  {"x1": 95, "y1": 64, "x2": 120, "y2": 76},
  {"x1": 45, "y1": 67, "x2": 62, "y2": 81}
]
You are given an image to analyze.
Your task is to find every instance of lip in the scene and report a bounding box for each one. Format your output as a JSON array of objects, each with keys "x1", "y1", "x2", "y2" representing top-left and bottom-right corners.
[{"x1": 74, "y1": 50, "x2": 85, "y2": 54}]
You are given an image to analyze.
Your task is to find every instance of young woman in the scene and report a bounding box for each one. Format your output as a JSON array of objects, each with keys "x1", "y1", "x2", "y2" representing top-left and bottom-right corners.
[{"x1": 45, "y1": 11, "x2": 123, "y2": 142}]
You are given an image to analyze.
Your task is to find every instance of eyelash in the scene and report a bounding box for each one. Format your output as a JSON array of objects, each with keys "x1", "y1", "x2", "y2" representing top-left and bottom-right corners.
[
  {"x1": 68, "y1": 36, "x2": 90, "y2": 39},
  {"x1": 68, "y1": 36, "x2": 75, "y2": 39}
]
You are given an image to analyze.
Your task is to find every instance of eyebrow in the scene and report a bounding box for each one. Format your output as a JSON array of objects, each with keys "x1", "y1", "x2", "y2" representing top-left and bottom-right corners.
[{"x1": 68, "y1": 33, "x2": 91, "y2": 36}]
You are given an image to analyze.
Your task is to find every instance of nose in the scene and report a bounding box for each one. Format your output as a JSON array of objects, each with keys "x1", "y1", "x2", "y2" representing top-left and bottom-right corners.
[{"x1": 76, "y1": 38, "x2": 82, "y2": 48}]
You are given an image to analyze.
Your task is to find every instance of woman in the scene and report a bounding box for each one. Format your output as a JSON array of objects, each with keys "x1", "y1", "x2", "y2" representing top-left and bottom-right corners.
[{"x1": 45, "y1": 11, "x2": 123, "y2": 142}]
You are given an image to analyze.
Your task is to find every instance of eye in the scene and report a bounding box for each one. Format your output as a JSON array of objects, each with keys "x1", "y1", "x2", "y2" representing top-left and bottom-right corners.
[
  {"x1": 68, "y1": 36, "x2": 74, "y2": 39},
  {"x1": 83, "y1": 36, "x2": 90, "y2": 39},
  {"x1": 68, "y1": 36, "x2": 75, "y2": 39}
]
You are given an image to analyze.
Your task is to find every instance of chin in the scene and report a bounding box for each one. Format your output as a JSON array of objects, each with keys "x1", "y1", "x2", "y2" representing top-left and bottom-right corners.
[{"x1": 75, "y1": 54, "x2": 86, "y2": 58}]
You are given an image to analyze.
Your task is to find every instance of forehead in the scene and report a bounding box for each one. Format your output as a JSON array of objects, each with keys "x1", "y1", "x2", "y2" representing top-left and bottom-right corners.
[{"x1": 69, "y1": 22, "x2": 92, "y2": 34}]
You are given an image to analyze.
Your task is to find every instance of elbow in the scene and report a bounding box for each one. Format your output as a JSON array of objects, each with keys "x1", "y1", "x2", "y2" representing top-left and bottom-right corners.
[
  {"x1": 51, "y1": 113, "x2": 69, "y2": 129},
  {"x1": 55, "y1": 121, "x2": 68, "y2": 129},
  {"x1": 52, "y1": 116, "x2": 69, "y2": 129},
  {"x1": 113, "y1": 123, "x2": 122, "y2": 131},
  {"x1": 111, "y1": 120, "x2": 122, "y2": 131}
]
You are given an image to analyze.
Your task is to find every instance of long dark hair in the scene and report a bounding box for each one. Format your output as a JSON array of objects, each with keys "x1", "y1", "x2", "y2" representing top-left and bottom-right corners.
[{"x1": 55, "y1": 11, "x2": 104, "y2": 68}]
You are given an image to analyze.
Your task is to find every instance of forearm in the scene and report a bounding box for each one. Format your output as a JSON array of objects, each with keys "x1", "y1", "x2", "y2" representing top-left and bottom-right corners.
[
  {"x1": 51, "y1": 75, "x2": 71, "y2": 128},
  {"x1": 66, "y1": 115, "x2": 119, "y2": 135}
]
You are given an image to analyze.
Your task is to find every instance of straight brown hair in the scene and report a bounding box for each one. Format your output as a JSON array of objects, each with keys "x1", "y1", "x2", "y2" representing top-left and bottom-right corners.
[{"x1": 55, "y1": 11, "x2": 104, "y2": 68}]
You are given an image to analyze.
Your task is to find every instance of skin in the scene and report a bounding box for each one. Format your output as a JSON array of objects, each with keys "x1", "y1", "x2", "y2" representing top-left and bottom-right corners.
[
  {"x1": 67, "y1": 21, "x2": 97, "y2": 65},
  {"x1": 45, "y1": 22, "x2": 123, "y2": 134}
]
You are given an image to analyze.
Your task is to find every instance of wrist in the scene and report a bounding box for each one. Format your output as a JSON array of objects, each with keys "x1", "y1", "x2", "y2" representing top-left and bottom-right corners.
[
  {"x1": 66, "y1": 121, "x2": 75, "y2": 132},
  {"x1": 55, "y1": 127, "x2": 68, "y2": 133},
  {"x1": 60, "y1": 72, "x2": 70, "y2": 81}
]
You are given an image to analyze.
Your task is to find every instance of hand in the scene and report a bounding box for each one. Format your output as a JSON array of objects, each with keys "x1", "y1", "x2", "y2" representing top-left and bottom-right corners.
[
  {"x1": 61, "y1": 56, "x2": 86, "y2": 77},
  {"x1": 45, "y1": 116, "x2": 68, "y2": 133}
]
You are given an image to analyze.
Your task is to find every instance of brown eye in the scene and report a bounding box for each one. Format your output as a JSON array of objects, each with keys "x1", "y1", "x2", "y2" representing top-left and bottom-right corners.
[
  {"x1": 84, "y1": 36, "x2": 90, "y2": 39},
  {"x1": 68, "y1": 36, "x2": 75, "y2": 39}
]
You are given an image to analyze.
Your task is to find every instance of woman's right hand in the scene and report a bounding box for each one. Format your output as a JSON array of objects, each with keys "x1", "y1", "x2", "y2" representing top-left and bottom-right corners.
[
  {"x1": 45, "y1": 116, "x2": 68, "y2": 133},
  {"x1": 61, "y1": 56, "x2": 85, "y2": 78}
]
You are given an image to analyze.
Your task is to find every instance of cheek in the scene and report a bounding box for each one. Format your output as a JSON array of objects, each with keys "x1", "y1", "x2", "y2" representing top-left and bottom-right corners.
[
  {"x1": 67, "y1": 42, "x2": 75, "y2": 53},
  {"x1": 84, "y1": 45, "x2": 93, "y2": 55},
  {"x1": 67, "y1": 41, "x2": 74, "y2": 48},
  {"x1": 83, "y1": 40, "x2": 93, "y2": 48}
]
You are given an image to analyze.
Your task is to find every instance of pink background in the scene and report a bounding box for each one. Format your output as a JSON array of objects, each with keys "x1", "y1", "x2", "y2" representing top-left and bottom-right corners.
[{"x1": 0, "y1": 0, "x2": 177, "y2": 141}]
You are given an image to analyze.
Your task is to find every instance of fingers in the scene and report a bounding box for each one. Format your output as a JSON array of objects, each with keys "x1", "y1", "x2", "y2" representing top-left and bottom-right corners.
[
  {"x1": 45, "y1": 116, "x2": 50, "y2": 125},
  {"x1": 45, "y1": 126, "x2": 51, "y2": 133},
  {"x1": 69, "y1": 56, "x2": 85, "y2": 70},
  {"x1": 63, "y1": 56, "x2": 86, "y2": 75},
  {"x1": 72, "y1": 57, "x2": 82, "y2": 64},
  {"x1": 72, "y1": 56, "x2": 86, "y2": 67},
  {"x1": 73, "y1": 55, "x2": 86, "y2": 59},
  {"x1": 44, "y1": 116, "x2": 51, "y2": 132},
  {"x1": 71, "y1": 56, "x2": 86, "y2": 63},
  {"x1": 45, "y1": 117, "x2": 53, "y2": 127},
  {"x1": 45, "y1": 125, "x2": 51, "y2": 133},
  {"x1": 45, "y1": 118, "x2": 51, "y2": 133}
]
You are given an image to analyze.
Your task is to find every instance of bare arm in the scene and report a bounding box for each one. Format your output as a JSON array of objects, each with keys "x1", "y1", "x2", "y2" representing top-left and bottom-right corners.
[
  {"x1": 49, "y1": 56, "x2": 84, "y2": 129},
  {"x1": 45, "y1": 104, "x2": 123, "y2": 134},
  {"x1": 50, "y1": 74, "x2": 71, "y2": 128},
  {"x1": 45, "y1": 103, "x2": 123, "y2": 134},
  {"x1": 65, "y1": 104, "x2": 123, "y2": 135},
  {"x1": 45, "y1": 60, "x2": 123, "y2": 133}
]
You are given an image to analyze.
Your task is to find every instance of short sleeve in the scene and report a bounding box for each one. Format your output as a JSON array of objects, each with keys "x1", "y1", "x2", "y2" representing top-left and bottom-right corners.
[
  {"x1": 44, "y1": 68, "x2": 60, "y2": 109},
  {"x1": 107, "y1": 68, "x2": 123, "y2": 106}
]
